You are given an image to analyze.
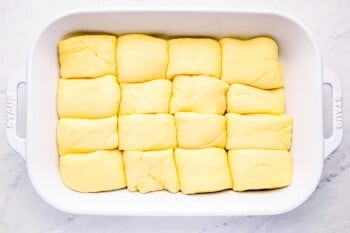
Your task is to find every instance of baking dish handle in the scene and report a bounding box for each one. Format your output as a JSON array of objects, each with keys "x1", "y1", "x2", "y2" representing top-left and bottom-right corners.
[
  {"x1": 6, "y1": 66, "x2": 26, "y2": 160},
  {"x1": 323, "y1": 66, "x2": 343, "y2": 159}
]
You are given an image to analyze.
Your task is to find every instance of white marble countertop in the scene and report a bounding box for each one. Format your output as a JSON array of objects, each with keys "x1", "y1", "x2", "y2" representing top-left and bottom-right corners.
[{"x1": 1, "y1": 0, "x2": 349, "y2": 232}]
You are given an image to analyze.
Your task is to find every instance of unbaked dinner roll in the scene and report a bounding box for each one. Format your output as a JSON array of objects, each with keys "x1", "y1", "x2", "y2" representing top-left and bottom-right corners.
[
  {"x1": 170, "y1": 75, "x2": 228, "y2": 114},
  {"x1": 228, "y1": 149, "x2": 292, "y2": 191},
  {"x1": 226, "y1": 113, "x2": 293, "y2": 150},
  {"x1": 166, "y1": 38, "x2": 221, "y2": 79},
  {"x1": 58, "y1": 35, "x2": 117, "y2": 78},
  {"x1": 57, "y1": 75, "x2": 120, "y2": 118},
  {"x1": 57, "y1": 116, "x2": 118, "y2": 155},
  {"x1": 118, "y1": 114, "x2": 176, "y2": 151},
  {"x1": 119, "y1": 79, "x2": 172, "y2": 115},
  {"x1": 123, "y1": 149, "x2": 180, "y2": 193},
  {"x1": 175, "y1": 148, "x2": 232, "y2": 194},
  {"x1": 60, "y1": 150, "x2": 125, "y2": 192},
  {"x1": 220, "y1": 37, "x2": 283, "y2": 89},
  {"x1": 175, "y1": 112, "x2": 226, "y2": 149},
  {"x1": 117, "y1": 34, "x2": 168, "y2": 83},
  {"x1": 227, "y1": 83, "x2": 285, "y2": 115}
]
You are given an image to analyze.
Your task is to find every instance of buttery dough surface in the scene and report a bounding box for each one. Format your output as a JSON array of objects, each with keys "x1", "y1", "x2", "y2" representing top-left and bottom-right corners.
[
  {"x1": 227, "y1": 84, "x2": 285, "y2": 114},
  {"x1": 60, "y1": 150, "x2": 126, "y2": 192},
  {"x1": 170, "y1": 75, "x2": 228, "y2": 114},
  {"x1": 226, "y1": 113, "x2": 293, "y2": 150},
  {"x1": 175, "y1": 148, "x2": 232, "y2": 194},
  {"x1": 119, "y1": 79, "x2": 172, "y2": 115},
  {"x1": 175, "y1": 112, "x2": 226, "y2": 149},
  {"x1": 123, "y1": 149, "x2": 180, "y2": 193},
  {"x1": 117, "y1": 34, "x2": 168, "y2": 83},
  {"x1": 220, "y1": 37, "x2": 283, "y2": 89},
  {"x1": 166, "y1": 38, "x2": 221, "y2": 79},
  {"x1": 57, "y1": 34, "x2": 293, "y2": 195},
  {"x1": 57, "y1": 75, "x2": 120, "y2": 118},
  {"x1": 228, "y1": 149, "x2": 293, "y2": 191},
  {"x1": 57, "y1": 116, "x2": 118, "y2": 155},
  {"x1": 118, "y1": 114, "x2": 176, "y2": 151},
  {"x1": 58, "y1": 35, "x2": 117, "y2": 78}
]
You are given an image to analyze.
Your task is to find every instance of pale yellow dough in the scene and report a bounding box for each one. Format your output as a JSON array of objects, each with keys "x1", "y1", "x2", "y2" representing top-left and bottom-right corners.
[
  {"x1": 226, "y1": 113, "x2": 293, "y2": 150},
  {"x1": 58, "y1": 35, "x2": 117, "y2": 78},
  {"x1": 119, "y1": 79, "x2": 172, "y2": 115},
  {"x1": 57, "y1": 34, "x2": 293, "y2": 195},
  {"x1": 123, "y1": 149, "x2": 180, "y2": 193},
  {"x1": 118, "y1": 114, "x2": 176, "y2": 150},
  {"x1": 170, "y1": 75, "x2": 229, "y2": 114},
  {"x1": 117, "y1": 34, "x2": 168, "y2": 83},
  {"x1": 220, "y1": 37, "x2": 283, "y2": 89},
  {"x1": 60, "y1": 150, "x2": 126, "y2": 192},
  {"x1": 57, "y1": 75, "x2": 120, "y2": 118},
  {"x1": 227, "y1": 84, "x2": 285, "y2": 114},
  {"x1": 228, "y1": 149, "x2": 293, "y2": 191},
  {"x1": 175, "y1": 112, "x2": 226, "y2": 149},
  {"x1": 175, "y1": 148, "x2": 232, "y2": 194},
  {"x1": 166, "y1": 38, "x2": 221, "y2": 79},
  {"x1": 57, "y1": 116, "x2": 118, "y2": 155}
]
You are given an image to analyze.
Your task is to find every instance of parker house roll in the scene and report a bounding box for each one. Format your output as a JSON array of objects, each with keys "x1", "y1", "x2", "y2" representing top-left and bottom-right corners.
[
  {"x1": 117, "y1": 34, "x2": 168, "y2": 83},
  {"x1": 58, "y1": 35, "x2": 117, "y2": 79},
  {"x1": 227, "y1": 84, "x2": 285, "y2": 115},
  {"x1": 170, "y1": 75, "x2": 229, "y2": 114},
  {"x1": 228, "y1": 149, "x2": 293, "y2": 191},
  {"x1": 175, "y1": 148, "x2": 232, "y2": 194},
  {"x1": 119, "y1": 79, "x2": 172, "y2": 115},
  {"x1": 226, "y1": 113, "x2": 293, "y2": 150},
  {"x1": 175, "y1": 112, "x2": 226, "y2": 149},
  {"x1": 220, "y1": 37, "x2": 283, "y2": 89},
  {"x1": 57, "y1": 75, "x2": 120, "y2": 118},
  {"x1": 118, "y1": 114, "x2": 176, "y2": 151},
  {"x1": 123, "y1": 149, "x2": 180, "y2": 193},
  {"x1": 60, "y1": 150, "x2": 126, "y2": 193},
  {"x1": 57, "y1": 116, "x2": 118, "y2": 155},
  {"x1": 166, "y1": 38, "x2": 221, "y2": 79}
]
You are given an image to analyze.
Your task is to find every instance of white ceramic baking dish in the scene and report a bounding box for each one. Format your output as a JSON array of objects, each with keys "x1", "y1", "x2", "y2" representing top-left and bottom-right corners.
[{"x1": 6, "y1": 9, "x2": 343, "y2": 216}]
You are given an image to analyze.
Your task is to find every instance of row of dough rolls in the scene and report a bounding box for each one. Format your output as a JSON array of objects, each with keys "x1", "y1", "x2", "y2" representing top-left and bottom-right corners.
[
  {"x1": 58, "y1": 34, "x2": 282, "y2": 88},
  {"x1": 57, "y1": 34, "x2": 292, "y2": 194}
]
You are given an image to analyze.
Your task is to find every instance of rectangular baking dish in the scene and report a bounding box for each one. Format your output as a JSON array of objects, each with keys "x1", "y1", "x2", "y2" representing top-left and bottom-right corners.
[{"x1": 6, "y1": 9, "x2": 343, "y2": 216}]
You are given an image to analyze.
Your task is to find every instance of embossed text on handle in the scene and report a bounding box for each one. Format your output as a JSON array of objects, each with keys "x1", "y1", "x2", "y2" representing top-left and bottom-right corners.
[
  {"x1": 6, "y1": 94, "x2": 16, "y2": 128},
  {"x1": 334, "y1": 95, "x2": 343, "y2": 129}
]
